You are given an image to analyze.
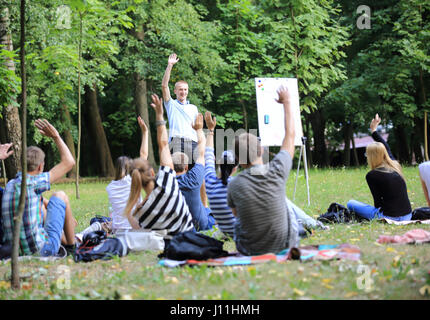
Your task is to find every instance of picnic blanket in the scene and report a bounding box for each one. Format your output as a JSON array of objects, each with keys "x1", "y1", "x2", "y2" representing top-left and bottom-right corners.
[
  {"x1": 377, "y1": 228, "x2": 430, "y2": 244},
  {"x1": 378, "y1": 218, "x2": 430, "y2": 226},
  {"x1": 158, "y1": 244, "x2": 361, "y2": 268}
]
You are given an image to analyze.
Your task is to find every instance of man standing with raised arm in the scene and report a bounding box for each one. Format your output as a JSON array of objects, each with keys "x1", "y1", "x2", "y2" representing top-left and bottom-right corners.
[
  {"x1": 2, "y1": 119, "x2": 77, "y2": 256},
  {"x1": 227, "y1": 86, "x2": 298, "y2": 256},
  {"x1": 161, "y1": 53, "x2": 199, "y2": 163}
]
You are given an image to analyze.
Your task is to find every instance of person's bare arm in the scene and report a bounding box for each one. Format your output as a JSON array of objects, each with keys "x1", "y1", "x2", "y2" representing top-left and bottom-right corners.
[
  {"x1": 0, "y1": 143, "x2": 13, "y2": 160},
  {"x1": 276, "y1": 86, "x2": 295, "y2": 158},
  {"x1": 161, "y1": 53, "x2": 179, "y2": 103},
  {"x1": 231, "y1": 207, "x2": 237, "y2": 217},
  {"x1": 204, "y1": 111, "x2": 216, "y2": 149},
  {"x1": 192, "y1": 113, "x2": 206, "y2": 166},
  {"x1": 35, "y1": 119, "x2": 75, "y2": 183},
  {"x1": 150, "y1": 94, "x2": 174, "y2": 170},
  {"x1": 137, "y1": 116, "x2": 148, "y2": 160}
]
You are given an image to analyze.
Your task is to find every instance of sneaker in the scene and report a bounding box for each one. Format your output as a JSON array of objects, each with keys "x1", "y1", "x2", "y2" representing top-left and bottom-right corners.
[
  {"x1": 75, "y1": 222, "x2": 102, "y2": 243},
  {"x1": 55, "y1": 245, "x2": 67, "y2": 259},
  {"x1": 63, "y1": 244, "x2": 76, "y2": 256}
]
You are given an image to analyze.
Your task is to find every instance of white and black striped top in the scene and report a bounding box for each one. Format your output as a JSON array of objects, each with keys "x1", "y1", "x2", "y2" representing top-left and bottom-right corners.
[{"x1": 133, "y1": 166, "x2": 194, "y2": 236}]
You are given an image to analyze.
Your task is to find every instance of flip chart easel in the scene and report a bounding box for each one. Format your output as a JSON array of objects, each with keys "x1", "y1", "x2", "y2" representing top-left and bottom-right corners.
[{"x1": 255, "y1": 77, "x2": 310, "y2": 205}]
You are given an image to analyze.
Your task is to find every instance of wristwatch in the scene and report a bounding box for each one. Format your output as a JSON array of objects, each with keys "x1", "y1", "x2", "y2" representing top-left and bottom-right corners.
[{"x1": 156, "y1": 120, "x2": 166, "y2": 127}]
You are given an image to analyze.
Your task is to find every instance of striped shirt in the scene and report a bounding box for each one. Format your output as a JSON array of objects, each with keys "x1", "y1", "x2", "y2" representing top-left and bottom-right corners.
[
  {"x1": 132, "y1": 166, "x2": 194, "y2": 236},
  {"x1": 1, "y1": 172, "x2": 50, "y2": 255},
  {"x1": 227, "y1": 151, "x2": 298, "y2": 255},
  {"x1": 204, "y1": 147, "x2": 236, "y2": 237}
]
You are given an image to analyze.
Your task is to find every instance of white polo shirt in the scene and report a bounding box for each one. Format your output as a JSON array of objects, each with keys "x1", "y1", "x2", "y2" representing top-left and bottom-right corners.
[{"x1": 164, "y1": 99, "x2": 198, "y2": 142}]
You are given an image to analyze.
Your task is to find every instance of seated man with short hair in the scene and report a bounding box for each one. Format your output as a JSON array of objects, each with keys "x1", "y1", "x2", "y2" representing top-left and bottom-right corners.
[
  {"x1": 173, "y1": 113, "x2": 215, "y2": 231},
  {"x1": 227, "y1": 86, "x2": 298, "y2": 255},
  {"x1": 1, "y1": 119, "x2": 77, "y2": 256}
]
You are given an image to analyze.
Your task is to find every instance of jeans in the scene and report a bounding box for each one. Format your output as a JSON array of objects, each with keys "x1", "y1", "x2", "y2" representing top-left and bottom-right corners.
[
  {"x1": 169, "y1": 137, "x2": 198, "y2": 165},
  {"x1": 40, "y1": 196, "x2": 66, "y2": 256},
  {"x1": 347, "y1": 199, "x2": 412, "y2": 221}
]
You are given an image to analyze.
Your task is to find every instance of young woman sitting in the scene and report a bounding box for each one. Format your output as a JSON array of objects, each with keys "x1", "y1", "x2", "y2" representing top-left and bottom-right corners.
[
  {"x1": 347, "y1": 142, "x2": 412, "y2": 221},
  {"x1": 203, "y1": 111, "x2": 238, "y2": 238},
  {"x1": 123, "y1": 94, "x2": 194, "y2": 237}
]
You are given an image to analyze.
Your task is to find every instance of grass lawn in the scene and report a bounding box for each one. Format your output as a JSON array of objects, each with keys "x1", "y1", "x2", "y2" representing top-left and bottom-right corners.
[{"x1": 1, "y1": 166, "x2": 430, "y2": 300}]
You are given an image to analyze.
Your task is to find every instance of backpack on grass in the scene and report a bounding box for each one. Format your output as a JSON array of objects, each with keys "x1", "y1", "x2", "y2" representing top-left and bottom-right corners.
[
  {"x1": 317, "y1": 202, "x2": 367, "y2": 224},
  {"x1": 74, "y1": 230, "x2": 126, "y2": 263},
  {"x1": 158, "y1": 231, "x2": 229, "y2": 261},
  {"x1": 411, "y1": 207, "x2": 430, "y2": 220}
]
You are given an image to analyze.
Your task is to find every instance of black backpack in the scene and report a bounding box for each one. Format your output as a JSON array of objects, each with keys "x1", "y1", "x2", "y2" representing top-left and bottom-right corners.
[
  {"x1": 158, "y1": 231, "x2": 229, "y2": 261},
  {"x1": 317, "y1": 202, "x2": 367, "y2": 224},
  {"x1": 74, "y1": 231, "x2": 126, "y2": 263},
  {"x1": 411, "y1": 207, "x2": 430, "y2": 220}
]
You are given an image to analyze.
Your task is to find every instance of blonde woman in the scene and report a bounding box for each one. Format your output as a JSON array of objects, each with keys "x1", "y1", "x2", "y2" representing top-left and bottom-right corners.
[
  {"x1": 122, "y1": 94, "x2": 194, "y2": 237},
  {"x1": 347, "y1": 142, "x2": 412, "y2": 221}
]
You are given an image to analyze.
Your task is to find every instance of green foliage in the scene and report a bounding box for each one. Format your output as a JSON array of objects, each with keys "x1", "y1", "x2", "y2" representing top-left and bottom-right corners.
[{"x1": 0, "y1": 48, "x2": 21, "y2": 111}]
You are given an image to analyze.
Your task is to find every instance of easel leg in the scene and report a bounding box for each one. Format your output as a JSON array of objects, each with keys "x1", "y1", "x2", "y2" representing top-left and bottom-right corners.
[
  {"x1": 293, "y1": 144, "x2": 303, "y2": 201},
  {"x1": 302, "y1": 140, "x2": 310, "y2": 206}
]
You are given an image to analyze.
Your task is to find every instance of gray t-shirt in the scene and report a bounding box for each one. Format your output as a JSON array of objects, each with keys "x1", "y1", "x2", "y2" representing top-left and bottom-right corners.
[{"x1": 227, "y1": 151, "x2": 297, "y2": 255}]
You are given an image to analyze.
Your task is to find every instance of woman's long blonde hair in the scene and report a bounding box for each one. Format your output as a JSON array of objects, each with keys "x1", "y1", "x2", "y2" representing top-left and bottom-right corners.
[
  {"x1": 123, "y1": 158, "x2": 155, "y2": 218},
  {"x1": 366, "y1": 142, "x2": 404, "y2": 180}
]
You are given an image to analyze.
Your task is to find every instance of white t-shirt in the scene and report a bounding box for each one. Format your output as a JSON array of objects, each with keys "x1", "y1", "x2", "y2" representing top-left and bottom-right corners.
[
  {"x1": 164, "y1": 99, "x2": 198, "y2": 142},
  {"x1": 106, "y1": 175, "x2": 141, "y2": 231},
  {"x1": 419, "y1": 161, "x2": 430, "y2": 200}
]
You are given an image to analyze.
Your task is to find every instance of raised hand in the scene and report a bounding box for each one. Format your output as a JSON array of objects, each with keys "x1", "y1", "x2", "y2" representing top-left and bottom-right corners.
[
  {"x1": 275, "y1": 85, "x2": 291, "y2": 104},
  {"x1": 204, "y1": 111, "x2": 216, "y2": 131},
  {"x1": 150, "y1": 94, "x2": 164, "y2": 116},
  {"x1": 34, "y1": 119, "x2": 60, "y2": 139},
  {"x1": 137, "y1": 116, "x2": 148, "y2": 133},
  {"x1": 192, "y1": 113, "x2": 204, "y2": 131},
  {"x1": 370, "y1": 113, "x2": 381, "y2": 132},
  {"x1": 0, "y1": 143, "x2": 13, "y2": 160},
  {"x1": 167, "y1": 53, "x2": 179, "y2": 66}
]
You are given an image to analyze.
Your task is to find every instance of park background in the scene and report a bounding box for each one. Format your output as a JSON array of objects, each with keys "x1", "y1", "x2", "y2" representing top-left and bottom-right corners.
[
  {"x1": 0, "y1": 0, "x2": 430, "y2": 301},
  {"x1": 1, "y1": 0, "x2": 429, "y2": 180}
]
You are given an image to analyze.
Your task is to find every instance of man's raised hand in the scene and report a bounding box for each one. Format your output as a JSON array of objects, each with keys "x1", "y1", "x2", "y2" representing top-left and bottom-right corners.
[
  {"x1": 204, "y1": 111, "x2": 216, "y2": 131},
  {"x1": 168, "y1": 53, "x2": 179, "y2": 66},
  {"x1": 150, "y1": 94, "x2": 164, "y2": 116},
  {"x1": 370, "y1": 113, "x2": 381, "y2": 133},
  {"x1": 0, "y1": 143, "x2": 13, "y2": 160},
  {"x1": 34, "y1": 119, "x2": 60, "y2": 139},
  {"x1": 275, "y1": 85, "x2": 291, "y2": 105},
  {"x1": 192, "y1": 113, "x2": 204, "y2": 131},
  {"x1": 137, "y1": 116, "x2": 148, "y2": 133}
]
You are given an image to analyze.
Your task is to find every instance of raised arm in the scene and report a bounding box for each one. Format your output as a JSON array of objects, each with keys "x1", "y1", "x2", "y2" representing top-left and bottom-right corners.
[
  {"x1": 150, "y1": 94, "x2": 174, "y2": 170},
  {"x1": 161, "y1": 53, "x2": 179, "y2": 103},
  {"x1": 370, "y1": 113, "x2": 395, "y2": 160},
  {"x1": 137, "y1": 116, "x2": 148, "y2": 160},
  {"x1": 204, "y1": 111, "x2": 216, "y2": 149},
  {"x1": 34, "y1": 119, "x2": 75, "y2": 183},
  {"x1": 0, "y1": 143, "x2": 13, "y2": 160},
  {"x1": 192, "y1": 113, "x2": 206, "y2": 166},
  {"x1": 276, "y1": 86, "x2": 295, "y2": 158}
]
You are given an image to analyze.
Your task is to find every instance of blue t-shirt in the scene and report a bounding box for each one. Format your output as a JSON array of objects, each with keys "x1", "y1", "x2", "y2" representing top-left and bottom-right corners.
[{"x1": 176, "y1": 163, "x2": 209, "y2": 230}]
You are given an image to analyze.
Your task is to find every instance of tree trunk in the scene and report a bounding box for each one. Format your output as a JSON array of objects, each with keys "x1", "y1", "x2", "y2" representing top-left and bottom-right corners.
[
  {"x1": 62, "y1": 104, "x2": 77, "y2": 179},
  {"x1": 394, "y1": 126, "x2": 411, "y2": 164},
  {"x1": 309, "y1": 109, "x2": 328, "y2": 167},
  {"x1": 351, "y1": 131, "x2": 359, "y2": 166},
  {"x1": 0, "y1": 8, "x2": 21, "y2": 179},
  {"x1": 134, "y1": 73, "x2": 156, "y2": 167},
  {"x1": 11, "y1": 0, "x2": 27, "y2": 290},
  {"x1": 84, "y1": 84, "x2": 115, "y2": 177},
  {"x1": 342, "y1": 121, "x2": 352, "y2": 166}
]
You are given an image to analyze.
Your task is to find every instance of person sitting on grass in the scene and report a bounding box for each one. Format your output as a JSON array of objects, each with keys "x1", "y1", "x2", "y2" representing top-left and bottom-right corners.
[
  {"x1": 347, "y1": 141, "x2": 412, "y2": 221},
  {"x1": 418, "y1": 161, "x2": 430, "y2": 207},
  {"x1": 74, "y1": 116, "x2": 149, "y2": 242},
  {"x1": 0, "y1": 143, "x2": 14, "y2": 247},
  {"x1": 1, "y1": 119, "x2": 77, "y2": 256},
  {"x1": 123, "y1": 94, "x2": 194, "y2": 237},
  {"x1": 173, "y1": 113, "x2": 216, "y2": 232},
  {"x1": 106, "y1": 116, "x2": 148, "y2": 234},
  {"x1": 227, "y1": 86, "x2": 299, "y2": 256},
  {"x1": 203, "y1": 111, "x2": 237, "y2": 237}
]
